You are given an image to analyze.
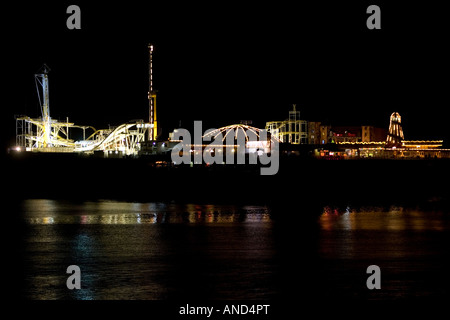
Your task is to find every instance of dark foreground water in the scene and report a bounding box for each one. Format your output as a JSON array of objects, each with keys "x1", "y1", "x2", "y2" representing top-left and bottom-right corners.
[{"x1": 11, "y1": 200, "x2": 450, "y2": 301}]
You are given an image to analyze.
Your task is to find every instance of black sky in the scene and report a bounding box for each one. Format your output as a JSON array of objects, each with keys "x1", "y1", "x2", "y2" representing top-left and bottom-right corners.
[{"x1": 2, "y1": 1, "x2": 449, "y2": 149}]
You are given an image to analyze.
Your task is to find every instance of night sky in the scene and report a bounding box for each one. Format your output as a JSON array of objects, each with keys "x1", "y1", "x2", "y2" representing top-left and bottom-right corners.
[{"x1": 2, "y1": 1, "x2": 449, "y2": 149}]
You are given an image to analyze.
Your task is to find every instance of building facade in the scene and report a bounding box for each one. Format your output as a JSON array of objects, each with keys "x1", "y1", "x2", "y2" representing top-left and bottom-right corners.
[
  {"x1": 307, "y1": 121, "x2": 321, "y2": 144},
  {"x1": 362, "y1": 126, "x2": 387, "y2": 142}
]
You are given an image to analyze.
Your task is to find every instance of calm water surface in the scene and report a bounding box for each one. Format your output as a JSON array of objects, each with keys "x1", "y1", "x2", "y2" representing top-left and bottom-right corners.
[{"x1": 15, "y1": 200, "x2": 450, "y2": 300}]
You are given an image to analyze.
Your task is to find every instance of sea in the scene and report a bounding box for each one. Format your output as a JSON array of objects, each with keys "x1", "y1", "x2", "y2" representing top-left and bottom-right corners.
[{"x1": 9, "y1": 199, "x2": 450, "y2": 302}]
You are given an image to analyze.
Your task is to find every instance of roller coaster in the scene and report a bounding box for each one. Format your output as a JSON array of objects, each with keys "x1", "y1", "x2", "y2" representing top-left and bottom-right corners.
[{"x1": 15, "y1": 65, "x2": 151, "y2": 156}]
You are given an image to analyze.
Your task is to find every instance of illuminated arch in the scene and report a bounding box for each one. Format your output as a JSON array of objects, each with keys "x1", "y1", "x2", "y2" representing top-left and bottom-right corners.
[{"x1": 202, "y1": 124, "x2": 280, "y2": 143}]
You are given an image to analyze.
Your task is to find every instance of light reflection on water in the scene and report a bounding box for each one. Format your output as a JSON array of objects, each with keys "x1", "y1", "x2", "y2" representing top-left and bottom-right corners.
[
  {"x1": 316, "y1": 205, "x2": 450, "y2": 300},
  {"x1": 319, "y1": 205, "x2": 449, "y2": 231},
  {"x1": 18, "y1": 200, "x2": 450, "y2": 300},
  {"x1": 19, "y1": 200, "x2": 275, "y2": 300},
  {"x1": 22, "y1": 200, "x2": 271, "y2": 225}
]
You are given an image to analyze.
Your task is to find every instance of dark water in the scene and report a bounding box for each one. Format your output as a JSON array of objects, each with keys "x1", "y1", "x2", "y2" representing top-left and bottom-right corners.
[{"x1": 13, "y1": 200, "x2": 450, "y2": 301}]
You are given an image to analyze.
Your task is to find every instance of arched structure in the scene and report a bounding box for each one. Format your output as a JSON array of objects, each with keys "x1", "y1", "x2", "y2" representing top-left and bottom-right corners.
[
  {"x1": 202, "y1": 124, "x2": 279, "y2": 153},
  {"x1": 202, "y1": 124, "x2": 279, "y2": 143}
]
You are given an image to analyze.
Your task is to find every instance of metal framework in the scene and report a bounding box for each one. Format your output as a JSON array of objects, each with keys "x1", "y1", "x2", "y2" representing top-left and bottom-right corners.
[
  {"x1": 16, "y1": 116, "x2": 148, "y2": 155},
  {"x1": 15, "y1": 115, "x2": 91, "y2": 152},
  {"x1": 15, "y1": 65, "x2": 149, "y2": 156},
  {"x1": 265, "y1": 105, "x2": 308, "y2": 144},
  {"x1": 75, "y1": 121, "x2": 148, "y2": 155}
]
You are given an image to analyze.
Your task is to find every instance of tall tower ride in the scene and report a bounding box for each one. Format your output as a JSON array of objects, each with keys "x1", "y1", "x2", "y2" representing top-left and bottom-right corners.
[
  {"x1": 36, "y1": 64, "x2": 52, "y2": 147},
  {"x1": 148, "y1": 43, "x2": 157, "y2": 141}
]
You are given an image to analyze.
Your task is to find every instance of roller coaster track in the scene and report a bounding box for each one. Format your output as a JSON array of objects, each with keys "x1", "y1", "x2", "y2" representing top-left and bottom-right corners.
[
  {"x1": 75, "y1": 122, "x2": 147, "y2": 154},
  {"x1": 16, "y1": 116, "x2": 148, "y2": 155}
]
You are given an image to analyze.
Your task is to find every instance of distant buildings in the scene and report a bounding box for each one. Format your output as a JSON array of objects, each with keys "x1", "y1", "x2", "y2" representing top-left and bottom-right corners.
[
  {"x1": 265, "y1": 107, "x2": 450, "y2": 159},
  {"x1": 319, "y1": 126, "x2": 387, "y2": 144},
  {"x1": 265, "y1": 105, "x2": 387, "y2": 145}
]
